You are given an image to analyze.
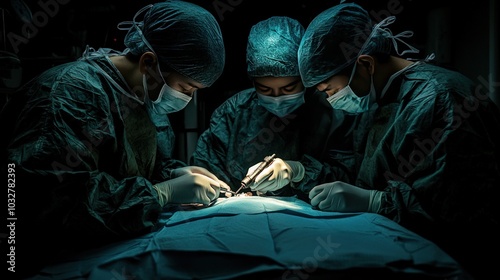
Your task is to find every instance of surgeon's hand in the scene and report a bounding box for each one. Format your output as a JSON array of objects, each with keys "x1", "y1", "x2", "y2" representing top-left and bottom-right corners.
[
  {"x1": 309, "y1": 181, "x2": 382, "y2": 213},
  {"x1": 153, "y1": 172, "x2": 225, "y2": 206},
  {"x1": 247, "y1": 158, "x2": 305, "y2": 193},
  {"x1": 171, "y1": 166, "x2": 231, "y2": 191}
]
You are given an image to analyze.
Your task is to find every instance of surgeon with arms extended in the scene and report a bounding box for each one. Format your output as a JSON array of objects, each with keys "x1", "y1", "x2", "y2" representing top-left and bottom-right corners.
[
  {"x1": 1, "y1": 0, "x2": 227, "y2": 276},
  {"x1": 295, "y1": 2, "x2": 500, "y2": 279},
  {"x1": 191, "y1": 16, "x2": 348, "y2": 196}
]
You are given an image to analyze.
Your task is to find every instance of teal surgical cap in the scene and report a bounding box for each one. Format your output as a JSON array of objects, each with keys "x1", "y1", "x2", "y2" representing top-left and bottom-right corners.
[
  {"x1": 123, "y1": 0, "x2": 225, "y2": 87},
  {"x1": 247, "y1": 16, "x2": 304, "y2": 77},
  {"x1": 298, "y1": 3, "x2": 393, "y2": 87}
]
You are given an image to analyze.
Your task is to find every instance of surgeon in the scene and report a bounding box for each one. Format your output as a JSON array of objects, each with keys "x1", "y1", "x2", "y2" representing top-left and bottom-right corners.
[
  {"x1": 296, "y1": 2, "x2": 500, "y2": 279},
  {"x1": 191, "y1": 16, "x2": 347, "y2": 196},
  {"x1": 1, "y1": 0, "x2": 227, "y2": 277}
]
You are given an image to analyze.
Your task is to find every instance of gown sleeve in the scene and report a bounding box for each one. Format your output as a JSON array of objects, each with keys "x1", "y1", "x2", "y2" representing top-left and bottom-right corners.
[{"x1": 3, "y1": 63, "x2": 163, "y2": 270}]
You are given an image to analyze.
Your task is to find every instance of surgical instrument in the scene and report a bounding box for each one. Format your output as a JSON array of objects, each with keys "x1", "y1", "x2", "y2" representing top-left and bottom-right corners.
[{"x1": 235, "y1": 153, "x2": 276, "y2": 194}]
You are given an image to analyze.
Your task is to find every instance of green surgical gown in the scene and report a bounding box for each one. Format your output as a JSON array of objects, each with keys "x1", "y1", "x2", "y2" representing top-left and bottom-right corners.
[
  {"x1": 190, "y1": 88, "x2": 350, "y2": 196},
  {"x1": 1, "y1": 54, "x2": 185, "y2": 275},
  {"x1": 302, "y1": 61, "x2": 500, "y2": 277}
]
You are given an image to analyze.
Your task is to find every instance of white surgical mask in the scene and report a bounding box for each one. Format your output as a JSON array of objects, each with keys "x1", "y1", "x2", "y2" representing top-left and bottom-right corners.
[
  {"x1": 143, "y1": 64, "x2": 193, "y2": 115},
  {"x1": 326, "y1": 15, "x2": 422, "y2": 114},
  {"x1": 258, "y1": 90, "x2": 305, "y2": 117},
  {"x1": 327, "y1": 63, "x2": 375, "y2": 114}
]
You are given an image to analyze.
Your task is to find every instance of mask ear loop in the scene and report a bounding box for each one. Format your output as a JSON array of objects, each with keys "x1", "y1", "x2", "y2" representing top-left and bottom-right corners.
[
  {"x1": 349, "y1": 16, "x2": 420, "y2": 99},
  {"x1": 117, "y1": 4, "x2": 168, "y2": 101},
  {"x1": 345, "y1": 16, "x2": 391, "y2": 87}
]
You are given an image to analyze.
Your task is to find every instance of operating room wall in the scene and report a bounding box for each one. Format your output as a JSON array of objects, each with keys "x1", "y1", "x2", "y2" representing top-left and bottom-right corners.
[
  {"x1": 1, "y1": 0, "x2": 496, "y2": 163},
  {"x1": 451, "y1": 1, "x2": 498, "y2": 108}
]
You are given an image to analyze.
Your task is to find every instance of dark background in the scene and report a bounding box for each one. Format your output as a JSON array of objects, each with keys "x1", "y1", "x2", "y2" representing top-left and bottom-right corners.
[{"x1": 1, "y1": 0, "x2": 498, "y2": 161}]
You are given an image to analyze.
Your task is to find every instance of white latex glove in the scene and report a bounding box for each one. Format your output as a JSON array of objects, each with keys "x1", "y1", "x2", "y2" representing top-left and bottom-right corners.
[
  {"x1": 308, "y1": 181, "x2": 382, "y2": 213},
  {"x1": 247, "y1": 158, "x2": 305, "y2": 193},
  {"x1": 171, "y1": 166, "x2": 231, "y2": 192},
  {"x1": 153, "y1": 172, "x2": 224, "y2": 206}
]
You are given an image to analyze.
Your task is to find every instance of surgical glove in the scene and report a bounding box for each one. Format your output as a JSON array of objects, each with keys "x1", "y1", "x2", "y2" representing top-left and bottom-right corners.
[
  {"x1": 308, "y1": 181, "x2": 382, "y2": 213},
  {"x1": 153, "y1": 173, "x2": 221, "y2": 207},
  {"x1": 247, "y1": 158, "x2": 305, "y2": 193},
  {"x1": 171, "y1": 166, "x2": 231, "y2": 191}
]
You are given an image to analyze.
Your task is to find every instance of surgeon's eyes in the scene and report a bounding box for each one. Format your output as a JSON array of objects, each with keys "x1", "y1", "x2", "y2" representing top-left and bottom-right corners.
[
  {"x1": 283, "y1": 86, "x2": 297, "y2": 93},
  {"x1": 255, "y1": 86, "x2": 270, "y2": 93},
  {"x1": 177, "y1": 85, "x2": 197, "y2": 96},
  {"x1": 257, "y1": 86, "x2": 298, "y2": 94}
]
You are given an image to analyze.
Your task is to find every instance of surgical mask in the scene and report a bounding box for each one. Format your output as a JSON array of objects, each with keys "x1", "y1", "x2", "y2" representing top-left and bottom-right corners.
[
  {"x1": 258, "y1": 90, "x2": 305, "y2": 117},
  {"x1": 143, "y1": 64, "x2": 193, "y2": 115},
  {"x1": 119, "y1": 5, "x2": 192, "y2": 115},
  {"x1": 326, "y1": 15, "x2": 421, "y2": 114},
  {"x1": 327, "y1": 63, "x2": 375, "y2": 114}
]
